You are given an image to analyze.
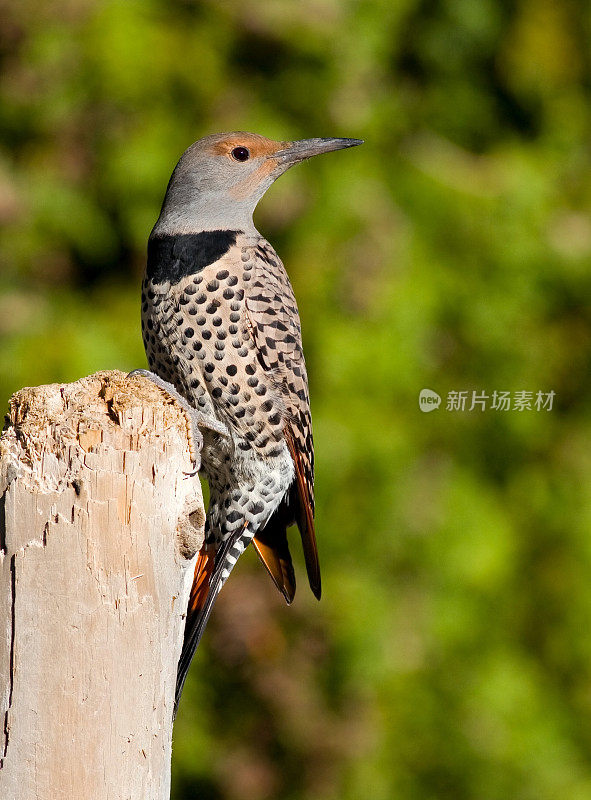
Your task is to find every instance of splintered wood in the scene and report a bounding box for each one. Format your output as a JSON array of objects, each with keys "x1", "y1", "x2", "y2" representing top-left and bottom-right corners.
[{"x1": 0, "y1": 370, "x2": 204, "y2": 800}]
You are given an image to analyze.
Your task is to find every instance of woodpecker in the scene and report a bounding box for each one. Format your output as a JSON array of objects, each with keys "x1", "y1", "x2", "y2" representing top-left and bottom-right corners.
[{"x1": 135, "y1": 132, "x2": 362, "y2": 711}]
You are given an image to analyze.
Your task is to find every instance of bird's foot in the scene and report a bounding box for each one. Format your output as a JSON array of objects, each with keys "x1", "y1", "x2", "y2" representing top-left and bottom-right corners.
[{"x1": 127, "y1": 369, "x2": 228, "y2": 472}]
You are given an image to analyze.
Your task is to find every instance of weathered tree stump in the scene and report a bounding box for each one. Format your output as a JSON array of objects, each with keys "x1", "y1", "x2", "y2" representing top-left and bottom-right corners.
[{"x1": 0, "y1": 370, "x2": 203, "y2": 800}]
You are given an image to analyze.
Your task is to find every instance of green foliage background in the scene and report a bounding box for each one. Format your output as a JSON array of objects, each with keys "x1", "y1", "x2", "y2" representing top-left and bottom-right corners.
[{"x1": 2, "y1": 1, "x2": 591, "y2": 797}]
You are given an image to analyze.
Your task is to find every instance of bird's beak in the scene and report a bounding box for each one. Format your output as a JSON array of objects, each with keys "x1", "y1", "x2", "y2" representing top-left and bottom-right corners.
[{"x1": 275, "y1": 137, "x2": 363, "y2": 166}]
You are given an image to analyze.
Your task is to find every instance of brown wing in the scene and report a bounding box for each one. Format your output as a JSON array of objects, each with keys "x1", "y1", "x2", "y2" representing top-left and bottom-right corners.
[
  {"x1": 246, "y1": 239, "x2": 320, "y2": 599},
  {"x1": 284, "y1": 426, "x2": 320, "y2": 598}
]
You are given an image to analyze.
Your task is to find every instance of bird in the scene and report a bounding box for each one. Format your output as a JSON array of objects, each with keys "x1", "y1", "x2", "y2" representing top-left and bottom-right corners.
[{"x1": 136, "y1": 132, "x2": 362, "y2": 712}]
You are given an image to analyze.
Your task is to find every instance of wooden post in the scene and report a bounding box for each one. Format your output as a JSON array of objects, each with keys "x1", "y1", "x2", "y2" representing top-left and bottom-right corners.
[{"x1": 0, "y1": 370, "x2": 204, "y2": 800}]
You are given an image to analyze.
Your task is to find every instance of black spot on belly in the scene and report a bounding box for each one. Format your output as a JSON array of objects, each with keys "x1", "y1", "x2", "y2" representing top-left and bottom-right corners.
[{"x1": 146, "y1": 230, "x2": 241, "y2": 285}]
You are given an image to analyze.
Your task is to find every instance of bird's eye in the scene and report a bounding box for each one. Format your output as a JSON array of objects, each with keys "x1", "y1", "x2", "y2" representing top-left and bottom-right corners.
[{"x1": 231, "y1": 146, "x2": 250, "y2": 162}]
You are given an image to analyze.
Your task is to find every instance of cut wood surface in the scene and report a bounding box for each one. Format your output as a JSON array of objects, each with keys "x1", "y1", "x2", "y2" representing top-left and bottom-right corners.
[{"x1": 0, "y1": 370, "x2": 204, "y2": 800}]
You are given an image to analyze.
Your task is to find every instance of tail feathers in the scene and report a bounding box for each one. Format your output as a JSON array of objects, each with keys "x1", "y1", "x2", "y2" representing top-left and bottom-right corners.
[
  {"x1": 253, "y1": 518, "x2": 296, "y2": 604},
  {"x1": 174, "y1": 524, "x2": 252, "y2": 715},
  {"x1": 187, "y1": 549, "x2": 215, "y2": 619}
]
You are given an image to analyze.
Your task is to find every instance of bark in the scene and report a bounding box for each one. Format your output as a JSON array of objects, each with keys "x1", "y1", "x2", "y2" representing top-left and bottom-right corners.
[{"x1": 0, "y1": 370, "x2": 204, "y2": 800}]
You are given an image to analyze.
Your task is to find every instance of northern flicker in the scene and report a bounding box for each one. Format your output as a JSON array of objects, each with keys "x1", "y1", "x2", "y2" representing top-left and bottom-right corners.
[{"x1": 134, "y1": 132, "x2": 362, "y2": 710}]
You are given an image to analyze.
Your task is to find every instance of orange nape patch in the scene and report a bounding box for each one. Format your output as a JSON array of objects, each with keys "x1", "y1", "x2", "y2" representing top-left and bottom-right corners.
[{"x1": 209, "y1": 132, "x2": 288, "y2": 159}]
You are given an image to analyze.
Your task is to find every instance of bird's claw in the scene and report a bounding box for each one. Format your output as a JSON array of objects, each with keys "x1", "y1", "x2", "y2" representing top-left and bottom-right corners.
[{"x1": 127, "y1": 369, "x2": 229, "y2": 471}]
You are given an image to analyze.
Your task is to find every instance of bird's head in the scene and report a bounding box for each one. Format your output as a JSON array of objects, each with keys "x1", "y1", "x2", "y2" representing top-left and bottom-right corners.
[{"x1": 153, "y1": 131, "x2": 363, "y2": 235}]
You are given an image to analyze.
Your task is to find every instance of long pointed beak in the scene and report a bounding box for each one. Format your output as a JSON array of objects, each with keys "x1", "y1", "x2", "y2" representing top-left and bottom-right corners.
[{"x1": 275, "y1": 137, "x2": 363, "y2": 165}]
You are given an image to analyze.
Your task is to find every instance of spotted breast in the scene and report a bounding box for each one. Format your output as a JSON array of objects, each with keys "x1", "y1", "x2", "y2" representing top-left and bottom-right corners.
[{"x1": 141, "y1": 227, "x2": 319, "y2": 705}]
